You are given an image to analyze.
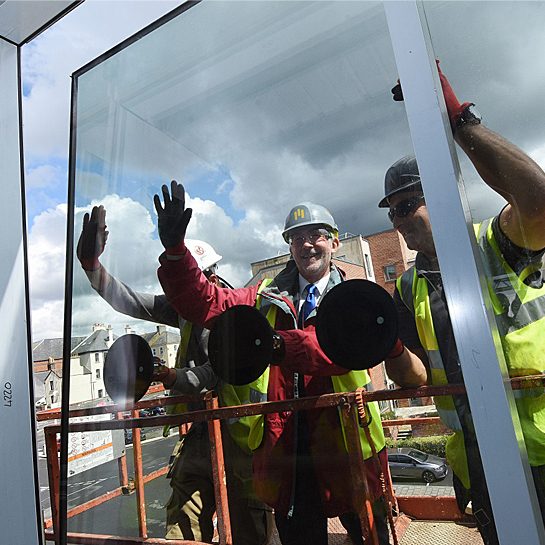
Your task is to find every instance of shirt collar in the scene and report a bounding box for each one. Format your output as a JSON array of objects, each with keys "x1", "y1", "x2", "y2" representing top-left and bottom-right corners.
[{"x1": 298, "y1": 272, "x2": 330, "y2": 298}]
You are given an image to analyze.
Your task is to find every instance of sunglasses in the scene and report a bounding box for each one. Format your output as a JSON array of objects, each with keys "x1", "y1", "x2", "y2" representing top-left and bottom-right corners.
[{"x1": 388, "y1": 195, "x2": 425, "y2": 222}]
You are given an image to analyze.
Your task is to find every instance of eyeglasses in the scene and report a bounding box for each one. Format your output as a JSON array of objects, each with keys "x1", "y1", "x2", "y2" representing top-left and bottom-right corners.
[
  {"x1": 388, "y1": 195, "x2": 425, "y2": 222},
  {"x1": 288, "y1": 228, "x2": 332, "y2": 246}
]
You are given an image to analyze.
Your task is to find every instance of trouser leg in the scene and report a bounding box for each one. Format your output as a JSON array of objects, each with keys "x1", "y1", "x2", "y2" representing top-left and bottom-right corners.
[
  {"x1": 165, "y1": 428, "x2": 215, "y2": 542},
  {"x1": 222, "y1": 428, "x2": 274, "y2": 545},
  {"x1": 274, "y1": 507, "x2": 327, "y2": 545},
  {"x1": 273, "y1": 451, "x2": 328, "y2": 545},
  {"x1": 453, "y1": 472, "x2": 499, "y2": 545}
]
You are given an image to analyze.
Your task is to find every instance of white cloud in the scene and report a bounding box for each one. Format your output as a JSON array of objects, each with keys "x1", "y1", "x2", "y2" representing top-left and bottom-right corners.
[
  {"x1": 26, "y1": 164, "x2": 64, "y2": 189},
  {"x1": 28, "y1": 203, "x2": 68, "y2": 309},
  {"x1": 24, "y1": 0, "x2": 545, "y2": 343}
]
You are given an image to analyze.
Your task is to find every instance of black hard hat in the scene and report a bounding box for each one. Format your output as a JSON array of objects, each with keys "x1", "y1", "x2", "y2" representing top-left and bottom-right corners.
[{"x1": 378, "y1": 155, "x2": 422, "y2": 208}]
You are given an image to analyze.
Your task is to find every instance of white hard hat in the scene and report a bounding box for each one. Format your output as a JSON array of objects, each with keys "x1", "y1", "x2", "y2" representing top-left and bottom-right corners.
[
  {"x1": 185, "y1": 239, "x2": 222, "y2": 272},
  {"x1": 282, "y1": 202, "x2": 338, "y2": 243}
]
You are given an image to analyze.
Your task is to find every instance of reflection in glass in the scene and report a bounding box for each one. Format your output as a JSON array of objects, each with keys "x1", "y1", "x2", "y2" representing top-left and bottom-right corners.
[
  {"x1": 63, "y1": 1, "x2": 545, "y2": 543},
  {"x1": 68, "y1": 2, "x2": 413, "y2": 542}
]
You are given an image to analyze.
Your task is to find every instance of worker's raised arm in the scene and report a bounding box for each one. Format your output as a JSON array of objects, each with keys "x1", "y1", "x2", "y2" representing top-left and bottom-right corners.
[
  {"x1": 437, "y1": 61, "x2": 545, "y2": 250},
  {"x1": 77, "y1": 204, "x2": 179, "y2": 328},
  {"x1": 455, "y1": 123, "x2": 545, "y2": 250},
  {"x1": 393, "y1": 61, "x2": 545, "y2": 250}
]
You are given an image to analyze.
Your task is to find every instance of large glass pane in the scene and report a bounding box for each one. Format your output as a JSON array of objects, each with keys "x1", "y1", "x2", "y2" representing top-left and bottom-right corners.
[
  {"x1": 68, "y1": 2, "x2": 418, "y2": 541},
  {"x1": 63, "y1": 1, "x2": 545, "y2": 543}
]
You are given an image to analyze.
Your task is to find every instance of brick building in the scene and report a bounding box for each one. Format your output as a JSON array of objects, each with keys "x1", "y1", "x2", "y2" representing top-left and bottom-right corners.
[{"x1": 364, "y1": 228, "x2": 417, "y2": 295}]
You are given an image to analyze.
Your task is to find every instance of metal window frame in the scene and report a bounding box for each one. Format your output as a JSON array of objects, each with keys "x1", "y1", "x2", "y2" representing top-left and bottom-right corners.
[
  {"x1": 384, "y1": 2, "x2": 545, "y2": 543},
  {"x1": 0, "y1": 39, "x2": 43, "y2": 545}
]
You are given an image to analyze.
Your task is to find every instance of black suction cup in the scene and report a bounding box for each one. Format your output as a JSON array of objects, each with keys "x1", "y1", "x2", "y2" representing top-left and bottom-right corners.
[
  {"x1": 208, "y1": 305, "x2": 273, "y2": 385},
  {"x1": 103, "y1": 334, "x2": 154, "y2": 405},
  {"x1": 316, "y1": 280, "x2": 398, "y2": 370}
]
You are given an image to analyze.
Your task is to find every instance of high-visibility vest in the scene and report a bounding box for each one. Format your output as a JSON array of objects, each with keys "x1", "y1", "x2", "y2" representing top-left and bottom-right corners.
[
  {"x1": 397, "y1": 217, "x2": 545, "y2": 486},
  {"x1": 218, "y1": 279, "x2": 274, "y2": 453},
  {"x1": 396, "y1": 268, "x2": 469, "y2": 487},
  {"x1": 475, "y1": 218, "x2": 545, "y2": 466},
  {"x1": 250, "y1": 279, "x2": 385, "y2": 459},
  {"x1": 162, "y1": 321, "x2": 195, "y2": 437}
]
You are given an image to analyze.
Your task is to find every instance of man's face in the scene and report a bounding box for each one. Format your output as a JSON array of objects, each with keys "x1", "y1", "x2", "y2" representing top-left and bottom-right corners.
[
  {"x1": 288, "y1": 226, "x2": 339, "y2": 283},
  {"x1": 388, "y1": 190, "x2": 436, "y2": 256}
]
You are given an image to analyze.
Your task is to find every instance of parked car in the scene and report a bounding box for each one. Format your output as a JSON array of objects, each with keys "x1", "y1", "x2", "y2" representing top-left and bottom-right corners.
[
  {"x1": 387, "y1": 447, "x2": 448, "y2": 483},
  {"x1": 124, "y1": 428, "x2": 147, "y2": 444},
  {"x1": 139, "y1": 406, "x2": 165, "y2": 417}
]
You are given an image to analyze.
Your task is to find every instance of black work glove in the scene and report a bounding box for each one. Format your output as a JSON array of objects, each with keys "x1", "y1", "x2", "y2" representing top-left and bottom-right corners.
[
  {"x1": 77, "y1": 205, "x2": 108, "y2": 271},
  {"x1": 153, "y1": 180, "x2": 193, "y2": 249}
]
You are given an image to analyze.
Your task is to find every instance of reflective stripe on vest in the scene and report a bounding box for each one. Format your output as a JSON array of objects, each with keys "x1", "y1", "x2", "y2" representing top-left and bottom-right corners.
[
  {"x1": 475, "y1": 219, "x2": 545, "y2": 467},
  {"x1": 331, "y1": 372, "x2": 386, "y2": 459},
  {"x1": 397, "y1": 269, "x2": 469, "y2": 487},
  {"x1": 221, "y1": 279, "x2": 275, "y2": 453},
  {"x1": 396, "y1": 270, "x2": 463, "y2": 432},
  {"x1": 249, "y1": 280, "x2": 386, "y2": 459},
  {"x1": 476, "y1": 219, "x2": 545, "y2": 398}
]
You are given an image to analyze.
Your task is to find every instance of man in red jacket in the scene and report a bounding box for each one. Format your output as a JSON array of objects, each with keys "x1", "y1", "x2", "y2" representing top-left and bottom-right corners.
[{"x1": 154, "y1": 186, "x2": 391, "y2": 545}]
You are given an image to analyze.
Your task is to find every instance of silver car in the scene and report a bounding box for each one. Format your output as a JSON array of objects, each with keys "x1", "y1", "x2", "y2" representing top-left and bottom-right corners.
[{"x1": 387, "y1": 447, "x2": 448, "y2": 483}]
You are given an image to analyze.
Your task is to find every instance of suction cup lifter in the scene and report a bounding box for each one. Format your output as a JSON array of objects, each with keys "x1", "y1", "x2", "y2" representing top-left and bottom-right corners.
[
  {"x1": 315, "y1": 279, "x2": 398, "y2": 370},
  {"x1": 208, "y1": 305, "x2": 275, "y2": 386},
  {"x1": 208, "y1": 280, "x2": 398, "y2": 385},
  {"x1": 103, "y1": 334, "x2": 155, "y2": 406}
]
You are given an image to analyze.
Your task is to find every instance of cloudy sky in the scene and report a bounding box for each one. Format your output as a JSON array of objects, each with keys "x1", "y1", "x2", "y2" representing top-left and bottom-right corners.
[{"x1": 23, "y1": 1, "x2": 545, "y2": 340}]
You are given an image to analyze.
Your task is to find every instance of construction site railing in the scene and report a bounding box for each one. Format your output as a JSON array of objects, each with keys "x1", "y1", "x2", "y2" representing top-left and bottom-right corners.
[{"x1": 37, "y1": 374, "x2": 545, "y2": 545}]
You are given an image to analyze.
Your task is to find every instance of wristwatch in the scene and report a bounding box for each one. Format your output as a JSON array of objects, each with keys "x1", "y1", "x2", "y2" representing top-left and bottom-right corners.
[{"x1": 455, "y1": 104, "x2": 482, "y2": 130}]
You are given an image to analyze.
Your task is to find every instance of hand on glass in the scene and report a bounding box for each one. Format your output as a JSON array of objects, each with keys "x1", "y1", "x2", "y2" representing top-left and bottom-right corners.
[
  {"x1": 77, "y1": 205, "x2": 108, "y2": 271},
  {"x1": 153, "y1": 180, "x2": 193, "y2": 250}
]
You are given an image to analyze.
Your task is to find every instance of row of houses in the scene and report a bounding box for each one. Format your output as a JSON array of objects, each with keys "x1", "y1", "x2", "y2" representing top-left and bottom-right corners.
[{"x1": 33, "y1": 323, "x2": 180, "y2": 409}]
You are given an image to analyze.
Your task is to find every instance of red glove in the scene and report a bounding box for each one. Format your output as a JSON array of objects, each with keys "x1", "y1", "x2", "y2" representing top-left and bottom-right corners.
[
  {"x1": 387, "y1": 338, "x2": 405, "y2": 359},
  {"x1": 435, "y1": 60, "x2": 472, "y2": 130}
]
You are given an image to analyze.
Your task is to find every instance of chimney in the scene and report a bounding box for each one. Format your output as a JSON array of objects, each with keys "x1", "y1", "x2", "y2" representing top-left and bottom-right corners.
[
  {"x1": 124, "y1": 325, "x2": 133, "y2": 335},
  {"x1": 106, "y1": 324, "x2": 114, "y2": 348},
  {"x1": 156, "y1": 325, "x2": 166, "y2": 335}
]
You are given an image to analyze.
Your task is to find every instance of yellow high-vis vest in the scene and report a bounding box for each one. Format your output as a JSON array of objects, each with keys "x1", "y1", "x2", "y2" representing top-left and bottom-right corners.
[{"x1": 397, "y1": 217, "x2": 545, "y2": 487}]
